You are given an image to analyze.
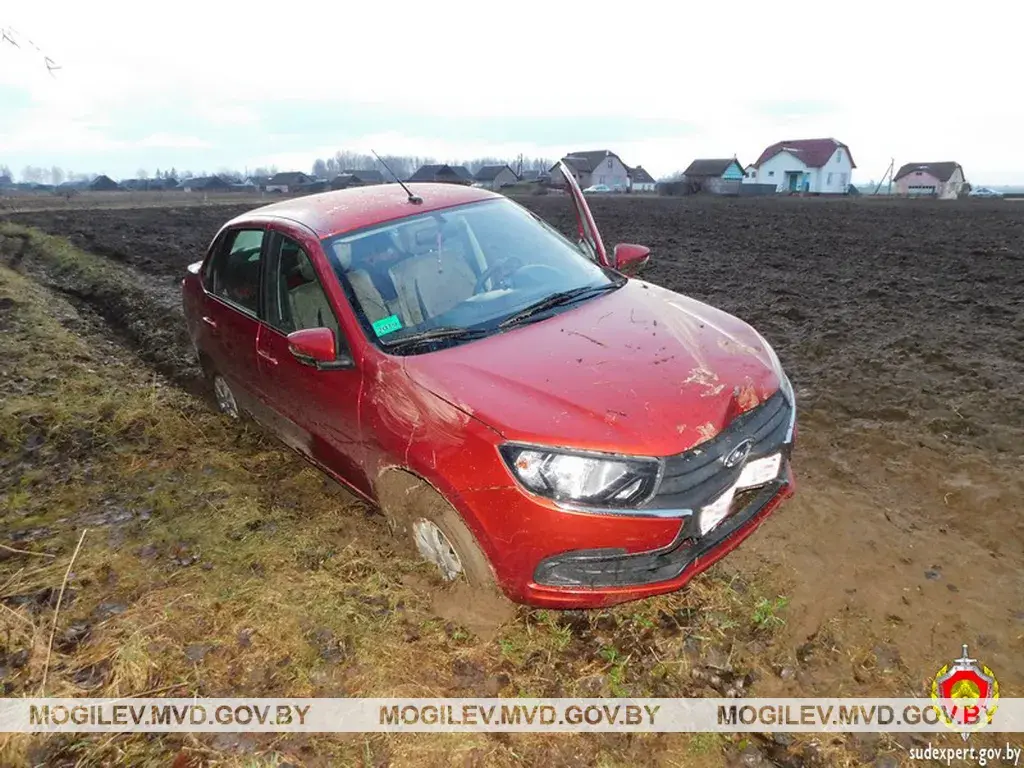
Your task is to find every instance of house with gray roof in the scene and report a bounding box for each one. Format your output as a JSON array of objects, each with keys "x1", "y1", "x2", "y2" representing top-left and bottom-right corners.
[
  {"x1": 473, "y1": 164, "x2": 519, "y2": 190},
  {"x1": 408, "y1": 164, "x2": 474, "y2": 185},
  {"x1": 551, "y1": 150, "x2": 630, "y2": 191}
]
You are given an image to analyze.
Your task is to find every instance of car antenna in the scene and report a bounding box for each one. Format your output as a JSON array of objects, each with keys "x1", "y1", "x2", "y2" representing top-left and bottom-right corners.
[{"x1": 372, "y1": 149, "x2": 422, "y2": 204}]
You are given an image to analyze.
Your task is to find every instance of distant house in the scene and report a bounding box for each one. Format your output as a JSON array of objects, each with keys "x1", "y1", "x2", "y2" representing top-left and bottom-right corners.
[
  {"x1": 473, "y1": 164, "x2": 519, "y2": 190},
  {"x1": 748, "y1": 138, "x2": 855, "y2": 194},
  {"x1": 520, "y1": 169, "x2": 551, "y2": 183},
  {"x1": 681, "y1": 158, "x2": 745, "y2": 195},
  {"x1": 266, "y1": 171, "x2": 314, "y2": 193},
  {"x1": 408, "y1": 164, "x2": 474, "y2": 185},
  {"x1": 552, "y1": 150, "x2": 630, "y2": 190},
  {"x1": 343, "y1": 169, "x2": 384, "y2": 185},
  {"x1": 893, "y1": 162, "x2": 966, "y2": 199},
  {"x1": 742, "y1": 164, "x2": 758, "y2": 183},
  {"x1": 180, "y1": 176, "x2": 232, "y2": 193},
  {"x1": 294, "y1": 180, "x2": 330, "y2": 195},
  {"x1": 628, "y1": 165, "x2": 657, "y2": 192},
  {"x1": 88, "y1": 175, "x2": 122, "y2": 192},
  {"x1": 121, "y1": 178, "x2": 175, "y2": 191},
  {"x1": 330, "y1": 174, "x2": 356, "y2": 190}
]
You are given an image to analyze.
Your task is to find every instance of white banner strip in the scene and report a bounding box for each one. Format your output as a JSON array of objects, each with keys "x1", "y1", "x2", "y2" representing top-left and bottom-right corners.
[{"x1": 1, "y1": 698, "x2": 1023, "y2": 734}]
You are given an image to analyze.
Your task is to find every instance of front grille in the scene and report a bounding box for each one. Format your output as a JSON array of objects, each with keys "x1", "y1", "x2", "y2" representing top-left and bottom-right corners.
[
  {"x1": 534, "y1": 471, "x2": 788, "y2": 588},
  {"x1": 640, "y1": 389, "x2": 794, "y2": 512}
]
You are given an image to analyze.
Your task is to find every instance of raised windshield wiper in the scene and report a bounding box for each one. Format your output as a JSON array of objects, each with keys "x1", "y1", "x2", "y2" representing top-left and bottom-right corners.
[
  {"x1": 498, "y1": 282, "x2": 622, "y2": 329},
  {"x1": 380, "y1": 326, "x2": 491, "y2": 352}
]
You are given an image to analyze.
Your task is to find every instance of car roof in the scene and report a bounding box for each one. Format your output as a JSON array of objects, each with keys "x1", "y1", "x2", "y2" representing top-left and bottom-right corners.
[{"x1": 226, "y1": 183, "x2": 503, "y2": 238}]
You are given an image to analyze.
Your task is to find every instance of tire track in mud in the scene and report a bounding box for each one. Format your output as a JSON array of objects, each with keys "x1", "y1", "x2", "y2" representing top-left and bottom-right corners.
[{"x1": 0, "y1": 226, "x2": 205, "y2": 397}]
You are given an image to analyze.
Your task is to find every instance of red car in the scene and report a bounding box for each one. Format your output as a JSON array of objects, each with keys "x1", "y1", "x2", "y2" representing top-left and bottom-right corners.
[{"x1": 181, "y1": 164, "x2": 796, "y2": 609}]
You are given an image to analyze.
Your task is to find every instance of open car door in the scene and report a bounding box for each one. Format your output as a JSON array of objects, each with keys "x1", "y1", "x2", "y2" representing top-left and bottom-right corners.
[{"x1": 557, "y1": 160, "x2": 611, "y2": 268}]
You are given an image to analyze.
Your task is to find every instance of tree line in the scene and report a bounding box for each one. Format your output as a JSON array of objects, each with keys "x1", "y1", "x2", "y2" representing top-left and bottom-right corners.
[
  {"x1": 3, "y1": 152, "x2": 555, "y2": 186},
  {"x1": 310, "y1": 152, "x2": 554, "y2": 180}
]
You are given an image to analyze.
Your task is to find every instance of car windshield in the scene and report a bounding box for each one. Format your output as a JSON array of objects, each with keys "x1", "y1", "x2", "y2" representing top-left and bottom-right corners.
[{"x1": 321, "y1": 198, "x2": 622, "y2": 354}]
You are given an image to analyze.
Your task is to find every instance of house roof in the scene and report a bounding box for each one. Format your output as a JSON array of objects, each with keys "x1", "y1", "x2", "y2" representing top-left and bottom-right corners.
[
  {"x1": 342, "y1": 169, "x2": 384, "y2": 183},
  {"x1": 474, "y1": 164, "x2": 515, "y2": 181},
  {"x1": 408, "y1": 164, "x2": 473, "y2": 183},
  {"x1": 559, "y1": 150, "x2": 623, "y2": 172},
  {"x1": 267, "y1": 171, "x2": 311, "y2": 185},
  {"x1": 89, "y1": 174, "x2": 121, "y2": 189},
  {"x1": 753, "y1": 138, "x2": 855, "y2": 169},
  {"x1": 180, "y1": 175, "x2": 231, "y2": 189},
  {"x1": 629, "y1": 166, "x2": 657, "y2": 183},
  {"x1": 893, "y1": 162, "x2": 962, "y2": 182},
  {"x1": 683, "y1": 158, "x2": 741, "y2": 177}
]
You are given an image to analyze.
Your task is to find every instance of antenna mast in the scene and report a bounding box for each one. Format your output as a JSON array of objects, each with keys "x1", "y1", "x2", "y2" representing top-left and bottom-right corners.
[{"x1": 372, "y1": 149, "x2": 422, "y2": 205}]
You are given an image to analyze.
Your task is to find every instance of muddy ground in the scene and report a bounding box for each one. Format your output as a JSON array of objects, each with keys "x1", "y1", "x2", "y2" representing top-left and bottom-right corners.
[{"x1": 2, "y1": 195, "x2": 1023, "y2": 766}]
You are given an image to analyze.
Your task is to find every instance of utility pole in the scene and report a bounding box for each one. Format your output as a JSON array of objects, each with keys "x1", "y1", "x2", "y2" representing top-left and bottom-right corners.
[{"x1": 874, "y1": 158, "x2": 895, "y2": 196}]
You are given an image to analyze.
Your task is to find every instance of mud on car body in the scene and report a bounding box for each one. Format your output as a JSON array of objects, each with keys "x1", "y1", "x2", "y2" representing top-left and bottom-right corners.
[{"x1": 181, "y1": 163, "x2": 796, "y2": 609}]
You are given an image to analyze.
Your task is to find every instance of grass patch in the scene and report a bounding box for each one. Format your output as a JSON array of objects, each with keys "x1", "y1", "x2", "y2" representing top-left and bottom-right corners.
[{"x1": 0, "y1": 235, "x2": 871, "y2": 765}]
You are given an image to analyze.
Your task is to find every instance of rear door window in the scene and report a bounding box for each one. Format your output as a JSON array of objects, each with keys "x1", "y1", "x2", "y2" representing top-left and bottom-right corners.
[{"x1": 208, "y1": 229, "x2": 264, "y2": 314}]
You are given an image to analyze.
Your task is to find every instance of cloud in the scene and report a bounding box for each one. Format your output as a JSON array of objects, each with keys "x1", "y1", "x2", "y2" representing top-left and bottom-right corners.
[
  {"x1": 2, "y1": 1, "x2": 1023, "y2": 183},
  {"x1": 136, "y1": 133, "x2": 212, "y2": 149}
]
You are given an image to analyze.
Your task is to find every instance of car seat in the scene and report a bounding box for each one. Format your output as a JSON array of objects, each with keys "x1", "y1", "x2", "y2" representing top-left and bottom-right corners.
[{"x1": 287, "y1": 255, "x2": 340, "y2": 338}]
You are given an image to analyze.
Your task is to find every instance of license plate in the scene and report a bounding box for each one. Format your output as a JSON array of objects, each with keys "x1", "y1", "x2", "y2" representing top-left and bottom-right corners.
[
  {"x1": 737, "y1": 453, "x2": 782, "y2": 489},
  {"x1": 699, "y1": 453, "x2": 782, "y2": 535}
]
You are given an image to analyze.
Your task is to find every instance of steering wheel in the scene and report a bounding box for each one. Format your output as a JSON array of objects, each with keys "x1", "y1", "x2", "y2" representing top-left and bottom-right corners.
[
  {"x1": 474, "y1": 257, "x2": 523, "y2": 294},
  {"x1": 510, "y1": 263, "x2": 564, "y2": 289}
]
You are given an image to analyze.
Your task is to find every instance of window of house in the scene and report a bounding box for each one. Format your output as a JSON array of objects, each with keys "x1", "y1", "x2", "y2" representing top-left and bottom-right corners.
[
  {"x1": 209, "y1": 229, "x2": 264, "y2": 314},
  {"x1": 768, "y1": 170, "x2": 775, "y2": 177},
  {"x1": 836, "y1": 150, "x2": 843, "y2": 163},
  {"x1": 264, "y1": 233, "x2": 343, "y2": 345},
  {"x1": 840, "y1": 174, "x2": 848, "y2": 187},
  {"x1": 607, "y1": 158, "x2": 613, "y2": 168},
  {"x1": 827, "y1": 172, "x2": 833, "y2": 184}
]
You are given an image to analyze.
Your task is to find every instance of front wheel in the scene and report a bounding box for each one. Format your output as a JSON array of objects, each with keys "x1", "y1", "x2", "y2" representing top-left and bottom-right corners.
[{"x1": 377, "y1": 472, "x2": 502, "y2": 594}]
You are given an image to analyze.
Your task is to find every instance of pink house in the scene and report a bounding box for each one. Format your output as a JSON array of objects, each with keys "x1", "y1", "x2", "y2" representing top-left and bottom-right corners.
[{"x1": 893, "y1": 162, "x2": 966, "y2": 200}]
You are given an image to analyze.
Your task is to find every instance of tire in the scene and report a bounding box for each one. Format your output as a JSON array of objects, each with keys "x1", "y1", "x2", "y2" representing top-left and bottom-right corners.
[
  {"x1": 210, "y1": 372, "x2": 240, "y2": 420},
  {"x1": 377, "y1": 472, "x2": 501, "y2": 593}
]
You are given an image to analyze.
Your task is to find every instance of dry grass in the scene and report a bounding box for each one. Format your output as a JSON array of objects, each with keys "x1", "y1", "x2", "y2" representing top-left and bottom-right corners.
[{"x1": 0, "y1": 239, "x2": 885, "y2": 766}]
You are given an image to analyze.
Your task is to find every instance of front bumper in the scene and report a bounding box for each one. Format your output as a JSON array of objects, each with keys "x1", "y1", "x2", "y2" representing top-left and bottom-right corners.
[
  {"x1": 455, "y1": 389, "x2": 796, "y2": 609},
  {"x1": 526, "y1": 460, "x2": 794, "y2": 606}
]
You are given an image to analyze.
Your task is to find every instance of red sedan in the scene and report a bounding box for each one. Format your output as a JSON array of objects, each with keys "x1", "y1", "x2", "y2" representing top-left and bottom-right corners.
[{"x1": 181, "y1": 165, "x2": 796, "y2": 608}]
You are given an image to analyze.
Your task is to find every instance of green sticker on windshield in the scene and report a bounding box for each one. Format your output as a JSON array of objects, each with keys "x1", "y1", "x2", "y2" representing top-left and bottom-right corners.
[{"x1": 372, "y1": 314, "x2": 403, "y2": 337}]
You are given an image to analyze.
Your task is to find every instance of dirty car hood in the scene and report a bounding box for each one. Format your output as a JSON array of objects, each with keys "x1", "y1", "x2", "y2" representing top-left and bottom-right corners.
[{"x1": 401, "y1": 280, "x2": 784, "y2": 457}]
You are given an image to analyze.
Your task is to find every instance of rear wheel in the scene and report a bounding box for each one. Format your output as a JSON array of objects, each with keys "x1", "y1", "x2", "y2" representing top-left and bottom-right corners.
[{"x1": 211, "y1": 373, "x2": 240, "y2": 420}]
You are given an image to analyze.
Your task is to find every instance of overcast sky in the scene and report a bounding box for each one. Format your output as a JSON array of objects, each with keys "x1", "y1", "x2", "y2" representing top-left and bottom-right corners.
[{"x1": 2, "y1": 1, "x2": 1021, "y2": 183}]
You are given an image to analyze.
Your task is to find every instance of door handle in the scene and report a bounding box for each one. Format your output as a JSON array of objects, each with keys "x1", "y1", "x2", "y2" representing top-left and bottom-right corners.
[
  {"x1": 201, "y1": 316, "x2": 218, "y2": 329},
  {"x1": 257, "y1": 349, "x2": 279, "y2": 366}
]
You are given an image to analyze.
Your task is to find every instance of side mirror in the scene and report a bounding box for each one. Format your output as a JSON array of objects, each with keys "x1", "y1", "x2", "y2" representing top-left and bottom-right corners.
[
  {"x1": 612, "y1": 243, "x2": 651, "y2": 275},
  {"x1": 286, "y1": 327, "x2": 353, "y2": 370}
]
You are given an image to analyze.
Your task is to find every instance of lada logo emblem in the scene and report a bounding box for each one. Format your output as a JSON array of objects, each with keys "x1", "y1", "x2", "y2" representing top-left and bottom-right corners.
[{"x1": 723, "y1": 439, "x2": 753, "y2": 468}]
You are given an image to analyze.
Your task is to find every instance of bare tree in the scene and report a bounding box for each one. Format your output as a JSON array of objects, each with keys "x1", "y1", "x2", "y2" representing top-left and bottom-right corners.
[
  {"x1": 136, "y1": 168, "x2": 149, "y2": 180},
  {"x1": 20, "y1": 165, "x2": 45, "y2": 184},
  {"x1": 50, "y1": 166, "x2": 65, "y2": 185}
]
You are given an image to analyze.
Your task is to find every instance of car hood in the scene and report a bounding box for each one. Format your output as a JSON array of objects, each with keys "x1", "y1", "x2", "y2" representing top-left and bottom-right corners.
[{"x1": 401, "y1": 280, "x2": 784, "y2": 457}]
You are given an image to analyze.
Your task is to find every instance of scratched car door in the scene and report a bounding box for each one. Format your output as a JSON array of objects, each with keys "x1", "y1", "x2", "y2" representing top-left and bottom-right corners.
[{"x1": 255, "y1": 228, "x2": 371, "y2": 496}]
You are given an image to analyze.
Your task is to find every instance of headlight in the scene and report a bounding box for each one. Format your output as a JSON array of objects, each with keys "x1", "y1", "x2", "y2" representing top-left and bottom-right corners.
[
  {"x1": 499, "y1": 444, "x2": 661, "y2": 509},
  {"x1": 751, "y1": 328, "x2": 794, "y2": 405}
]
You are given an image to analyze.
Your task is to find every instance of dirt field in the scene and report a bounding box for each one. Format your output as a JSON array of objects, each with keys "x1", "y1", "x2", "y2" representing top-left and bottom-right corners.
[{"x1": 2, "y1": 195, "x2": 1022, "y2": 766}]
